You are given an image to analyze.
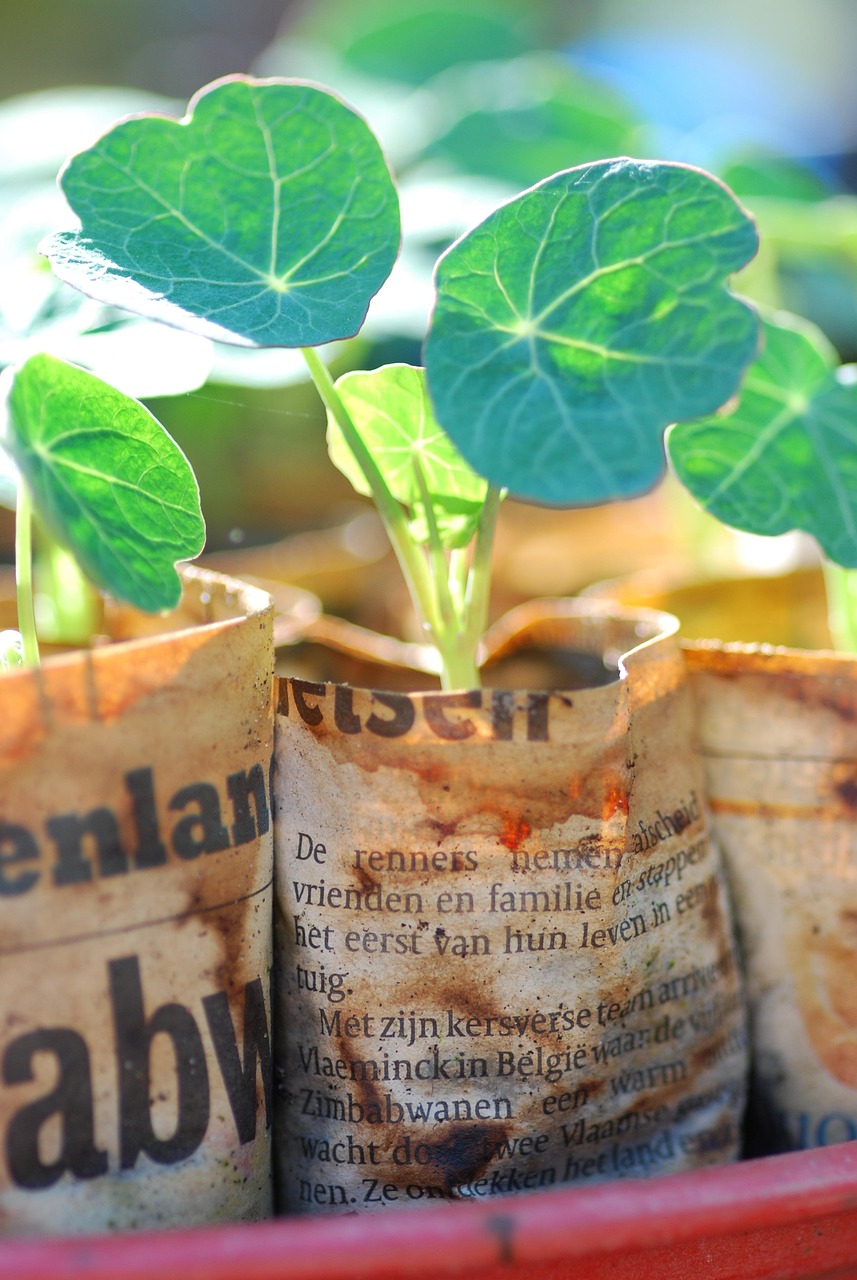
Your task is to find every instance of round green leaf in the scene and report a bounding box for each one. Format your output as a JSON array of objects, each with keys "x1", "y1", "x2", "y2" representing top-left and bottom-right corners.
[
  {"x1": 4, "y1": 354, "x2": 205, "y2": 611},
  {"x1": 327, "y1": 363, "x2": 487, "y2": 548},
  {"x1": 43, "y1": 77, "x2": 401, "y2": 348},
  {"x1": 424, "y1": 159, "x2": 760, "y2": 506},
  {"x1": 668, "y1": 310, "x2": 857, "y2": 567}
]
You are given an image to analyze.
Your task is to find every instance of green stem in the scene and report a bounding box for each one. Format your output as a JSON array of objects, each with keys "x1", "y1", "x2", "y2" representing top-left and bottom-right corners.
[
  {"x1": 822, "y1": 560, "x2": 857, "y2": 653},
  {"x1": 463, "y1": 485, "x2": 502, "y2": 655},
  {"x1": 449, "y1": 547, "x2": 470, "y2": 614},
  {"x1": 411, "y1": 455, "x2": 456, "y2": 632},
  {"x1": 301, "y1": 347, "x2": 441, "y2": 638},
  {"x1": 409, "y1": 455, "x2": 483, "y2": 691},
  {"x1": 15, "y1": 479, "x2": 40, "y2": 667},
  {"x1": 424, "y1": 486, "x2": 502, "y2": 693},
  {"x1": 300, "y1": 349, "x2": 499, "y2": 692},
  {"x1": 439, "y1": 643, "x2": 481, "y2": 692}
]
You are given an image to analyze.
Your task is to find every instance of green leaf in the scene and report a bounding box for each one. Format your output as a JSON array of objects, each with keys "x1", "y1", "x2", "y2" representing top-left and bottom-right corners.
[
  {"x1": 43, "y1": 77, "x2": 401, "y2": 349},
  {"x1": 667, "y1": 310, "x2": 857, "y2": 568},
  {"x1": 3, "y1": 354, "x2": 205, "y2": 611},
  {"x1": 424, "y1": 159, "x2": 760, "y2": 506},
  {"x1": 327, "y1": 363, "x2": 488, "y2": 547}
]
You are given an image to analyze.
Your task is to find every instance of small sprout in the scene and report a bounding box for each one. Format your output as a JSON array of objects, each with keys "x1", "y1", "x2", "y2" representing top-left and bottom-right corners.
[
  {"x1": 5, "y1": 354, "x2": 205, "y2": 616},
  {"x1": 0, "y1": 353, "x2": 206, "y2": 670}
]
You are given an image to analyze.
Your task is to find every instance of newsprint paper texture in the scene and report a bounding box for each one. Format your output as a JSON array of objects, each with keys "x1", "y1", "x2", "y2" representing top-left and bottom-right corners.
[
  {"x1": 687, "y1": 641, "x2": 857, "y2": 1154},
  {"x1": 0, "y1": 572, "x2": 274, "y2": 1235},
  {"x1": 274, "y1": 607, "x2": 748, "y2": 1214}
]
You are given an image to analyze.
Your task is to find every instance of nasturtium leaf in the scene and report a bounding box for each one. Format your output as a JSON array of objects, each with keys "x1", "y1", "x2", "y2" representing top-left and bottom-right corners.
[
  {"x1": 327, "y1": 364, "x2": 488, "y2": 547},
  {"x1": 668, "y1": 310, "x2": 857, "y2": 568},
  {"x1": 43, "y1": 77, "x2": 401, "y2": 348},
  {"x1": 0, "y1": 186, "x2": 212, "y2": 400},
  {"x1": 424, "y1": 159, "x2": 760, "y2": 506},
  {"x1": 3, "y1": 354, "x2": 205, "y2": 611}
]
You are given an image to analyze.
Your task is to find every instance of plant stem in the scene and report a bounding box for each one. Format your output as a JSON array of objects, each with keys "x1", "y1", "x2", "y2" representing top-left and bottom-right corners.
[
  {"x1": 301, "y1": 348, "x2": 442, "y2": 638},
  {"x1": 463, "y1": 485, "x2": 502, "y2": 655},
  {"x1": 15, "y1": 479, "x2": 40, "y2": 667},
  {"x1": 411, "y1": 453, "x2": 457, "y2": 637},
  {"x1": 822, "y1": 560, "x2": 857, "y2": 653},
  {"x1": 417, "y1": 485, "x2": 503, "y2": 693},
  {"x1": 449, "y1": 547, "x2": 470, "y2": 614},
  {"x1": 300, "y1": 350, "x2": 500, "y2": 692}
]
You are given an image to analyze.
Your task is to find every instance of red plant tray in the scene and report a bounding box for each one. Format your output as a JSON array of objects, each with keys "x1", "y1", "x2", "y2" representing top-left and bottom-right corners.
[{"x1": 2, "y1": 1144, "x2": 857, "y2": 1280}]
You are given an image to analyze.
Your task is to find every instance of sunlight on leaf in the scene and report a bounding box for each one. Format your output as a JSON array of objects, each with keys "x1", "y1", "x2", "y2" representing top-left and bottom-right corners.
[
  {"x1": 327, "y1": 363, "x2": 487, "y2": 547},
  {"x1": 425, "y1": 158, "x2": 760, "y2": 506},
  {"x1": 43, "y1": 77, "x2": 401, "y2": 349},
  {"x1": 4, "y1": 354, "x2": 205, "y2": 611},
  {"x1": 668, "y1": 310, "x2": 857, "y2": 567}
]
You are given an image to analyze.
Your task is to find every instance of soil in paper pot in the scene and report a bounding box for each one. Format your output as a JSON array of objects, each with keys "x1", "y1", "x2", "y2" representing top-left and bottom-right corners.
[
  {"x1": 0, "y1": 568, "x2": 275, "y2": 1235},
  {"x1": 272, "y1": 601, "x2": 749, "y2": 1213}
]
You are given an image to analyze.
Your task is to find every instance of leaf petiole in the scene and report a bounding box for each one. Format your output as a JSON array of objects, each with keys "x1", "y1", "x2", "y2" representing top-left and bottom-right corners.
[
  {"x1": 464, "y1": 485, "x2": 502, "y2": 658},
  {"x1": 301, "y1": 347, "x2": 443, "y2": 641},
  {"x1": 449, "y1": 547, "x2": 470, "y2": 615},
  {"x1": 411, "y1": 453, "x2": 457, "y2": 630},
  {"x1": 302, "y1": 349, "x2": 494, "y2": 691},
  {"x1": 410, "y1": 453, "x2": 485, "y2": 691},
  {"x1": 822, "y1": 560, "x2": 857, "y2": 653}
]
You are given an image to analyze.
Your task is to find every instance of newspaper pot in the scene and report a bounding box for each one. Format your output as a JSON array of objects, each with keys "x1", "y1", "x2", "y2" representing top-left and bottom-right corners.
[
  {"x1": 587, "y1": 567, "x2": 857, "y2": 1156},
  {"x1": 0, "y1": 566, "x2": 275, "y2": 1236},
  {"x1": 583, "y1": 564, "x2": 831, "y2": 650},
  {"x1": 272, "y1": 599, "x2": 749, "y2": 1215},
  {"x1": 686, "y1": 637, "x2": 857, "y2": 1157}
]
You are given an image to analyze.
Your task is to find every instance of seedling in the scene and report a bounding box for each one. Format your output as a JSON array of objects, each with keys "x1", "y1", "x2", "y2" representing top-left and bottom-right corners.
[
  {"x1": 0, "y1": 353, "x2": 205, "y2": 666},
  {"x1": 43, "y1": 76, "x2": 763, "y2": 688}
]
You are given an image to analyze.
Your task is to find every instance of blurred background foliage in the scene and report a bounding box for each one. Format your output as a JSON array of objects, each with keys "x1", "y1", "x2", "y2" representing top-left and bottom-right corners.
[{"x1": 4, "y1": 0, "x2": 857, "y2": 620}]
